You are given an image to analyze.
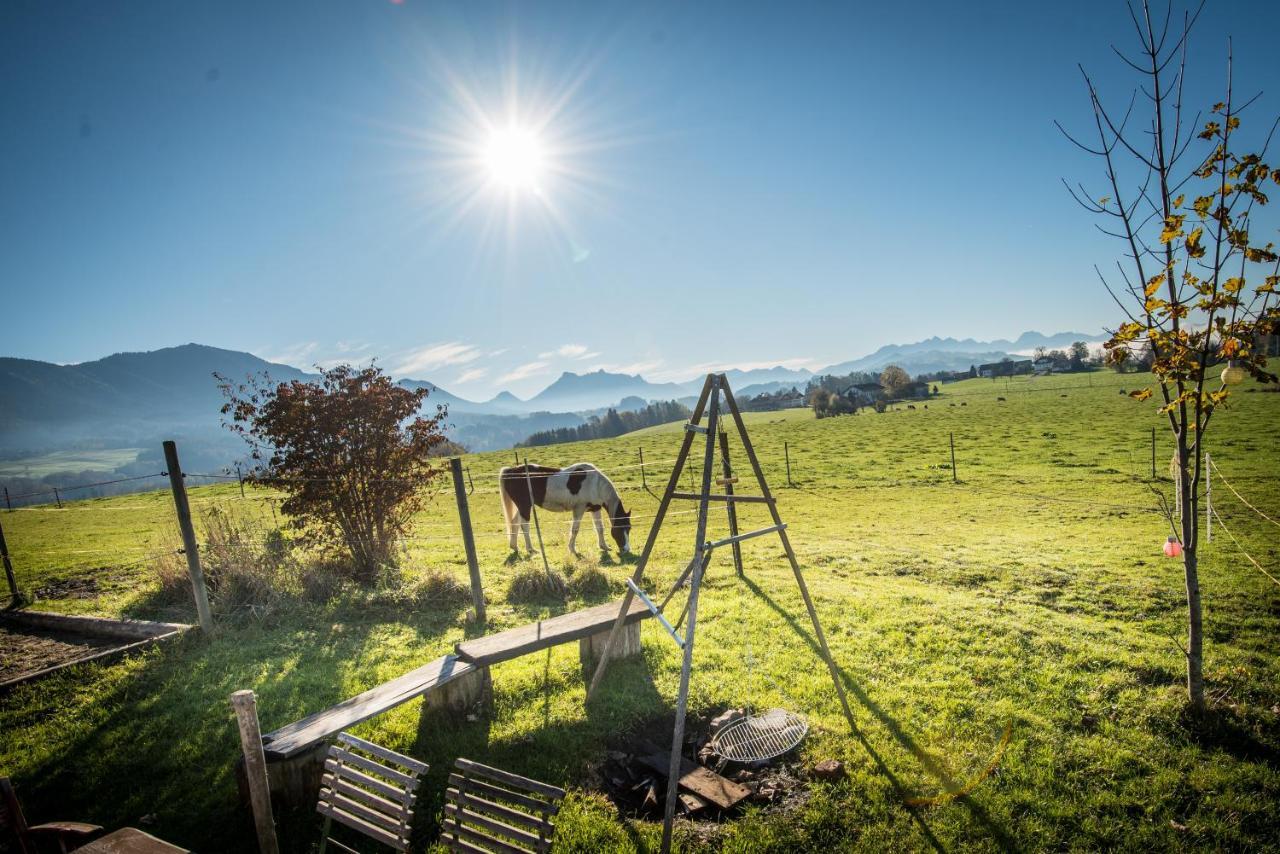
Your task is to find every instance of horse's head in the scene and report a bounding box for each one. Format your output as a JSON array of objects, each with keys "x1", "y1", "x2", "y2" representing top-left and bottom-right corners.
[{"x1": 611, "y1": 503, "x2": 632, "y2": 553}]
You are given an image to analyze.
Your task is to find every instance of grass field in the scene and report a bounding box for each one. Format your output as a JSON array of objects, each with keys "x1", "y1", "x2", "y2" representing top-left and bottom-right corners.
[{"x1": 2, "y1": 368, "x2": 1278, "y2": 852}]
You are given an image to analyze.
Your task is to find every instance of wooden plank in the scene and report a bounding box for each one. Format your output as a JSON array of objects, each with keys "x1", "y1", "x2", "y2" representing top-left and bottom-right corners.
[
  {"x1": 440, "y1": 818, "x2": 527, "y2": 854},
  {"x1": 325, "y1": 761, "x2": 414, "y2": 805},
  {"x1": 440, "y1": 834, "x2": 495, "y2": 854},
  {"x1": 454, "y1": 600, "x2": 650, "y2": 667},
  {"x1": 0, "y1": 611, "x2": 192, "y2": 641},
  {"x1": 316, "y1": 802, "x2": 406, "y2": 851},
  {"x1": 447, "y1": 789, "x2": 554, "y2": 833},
  {"x1": 637, "y1": 751, "x2": 750, "y2": 810},
  {"x1": 262, "y1": 655, "x2": 475, "y2": 759},
  {"x1": 444, "y1": 803, "x2": 545, "y2": 850},
  {"x1": 319, "y1": 789, "x2": 406, "y2": 836},
  {"x1": 336, "y1": 732, "x2": 428, "y2": 776},
  {"x1": 328, "y1": 748, "x2": 418, "y2": 790},
  {"x1": 0, "y1": 629, "x2": 187, "y2": 693},
  {"x1": 447, "y1": 775, "x2": 561, "y2": 816},
  {"x1": 321, "y1": 775, "x2": 412, "y2": 820},
  {"x1": 455, "y1": 758, "x2": 566, "y2": 801}
]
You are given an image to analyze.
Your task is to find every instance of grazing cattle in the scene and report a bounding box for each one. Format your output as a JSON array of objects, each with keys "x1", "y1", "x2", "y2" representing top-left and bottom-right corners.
[
  {"x1": 997, "y1": 397, "x2": 1006, "y2": 401},
  {"x1": 500, "y1": 463, "x2": 632, "y2": 556},
  {"x1": 907, "y1": 404, "x2": 916, "y2": 410}
]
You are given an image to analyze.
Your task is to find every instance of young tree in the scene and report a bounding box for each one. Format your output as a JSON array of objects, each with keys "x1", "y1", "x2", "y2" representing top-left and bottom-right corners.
[
  {"x1": 1061, "y1": 2, "x2": 1279, "y2": 710},
  {"x1": 1069, "y1": 340, "x2": 1091, "y2": 366},
  {"x1": 217, "y1": 364, "x2": 449, "y2": 583},
  {"x1": 879, "y1": 364, "x2": 911, "y2": 396}
]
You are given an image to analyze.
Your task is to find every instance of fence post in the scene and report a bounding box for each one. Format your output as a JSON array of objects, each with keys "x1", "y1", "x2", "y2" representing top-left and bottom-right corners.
[
  {"x1": 719, "y1": 430, "x2": 743, "y2": 576},
  {"x1": 3, "y1": 487, "x2": 10, "y2": 511},
  {"x1": 950, "y1": 432, "x2": 958, "y2": 483},
  {"x1": 163, "y1": 440, "x2": 214, "y2": 633},
  {"x1": 466, "y1": 465, "x2": 474, "y2": 495},
  {"x1": 450, "y1": 457, "x2": 485, "y2": 623},
  {"x1": 638, "y1": 448, "x2": 647, "y2": 491},
  {"x1": 0, "y1": 516, "x2": 19, "y2": 603},
  {"x1": 784, "y1": 442, "x2": 793, "y2": 487},
  {"x1": 235, "y1": 464, "x2": 246, "y2": 499},
  {"x1": 1151, "y1": 427, "x2": 1156, "y2": 480},
  {"x1": 1204, "y1": 451, "x2": 1212, "y2": 543},
  {"x1": 230, "y1": 690, "x2": 281, "y2": 854},
  {"x1": 53, "y1": 487, "x2": 62, "y2": 509}
]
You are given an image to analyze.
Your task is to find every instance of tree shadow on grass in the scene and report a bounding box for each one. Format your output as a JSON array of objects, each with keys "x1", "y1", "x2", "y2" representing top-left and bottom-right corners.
[{"x1": 742, "y1": 576, "x2": 1017, "y2": 853}]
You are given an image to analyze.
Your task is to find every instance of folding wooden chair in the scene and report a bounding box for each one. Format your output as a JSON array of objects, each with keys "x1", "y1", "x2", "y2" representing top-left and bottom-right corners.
[
  {"x1": 441, "y1": 758, "x2": 565, "y2": 853},
  {"x1": 1, "y1": 777, "x2": 102, "y2": 854},
  {"x1": 315, "y1": 733, "x2": 426, "y2": 853}
]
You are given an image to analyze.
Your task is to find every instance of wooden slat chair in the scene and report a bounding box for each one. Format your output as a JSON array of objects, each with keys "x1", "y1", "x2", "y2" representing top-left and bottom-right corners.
[
  {"x1": 1, "y1": 777, "x2": 102, "y2": 854},
  {"x1": 441, "y1": 758, "x2": 566, "y2": 853},
  {"x1": 315, "y1": 733, "x2": 427, "y2": 853}
]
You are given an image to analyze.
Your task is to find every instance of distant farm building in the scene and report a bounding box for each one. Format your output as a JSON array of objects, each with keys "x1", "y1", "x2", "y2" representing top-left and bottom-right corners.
[
  {"x1": 1032, "y1": 356, "x2": 1070, "y2": 374},
  {"x1": 978, "y1": 359, "x2": 1033, "y2": 378},
  {"x1": 840, "y1": 382, "x2": 884, "y2": 408}
]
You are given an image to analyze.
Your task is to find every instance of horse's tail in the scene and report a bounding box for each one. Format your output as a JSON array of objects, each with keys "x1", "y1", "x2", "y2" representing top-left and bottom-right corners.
[{"x1": 498, "y1": 467, "x2": 519, "y2": 535}]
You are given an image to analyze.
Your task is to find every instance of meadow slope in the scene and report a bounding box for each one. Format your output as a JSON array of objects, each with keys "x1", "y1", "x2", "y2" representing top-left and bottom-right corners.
[{"x1": 2, "y1": 368, "x2": 1278, "y2": 852}]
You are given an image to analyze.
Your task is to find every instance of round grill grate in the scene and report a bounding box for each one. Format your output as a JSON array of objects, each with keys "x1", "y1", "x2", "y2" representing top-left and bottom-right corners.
[{"x1": 710, "y1": 708, "x2": 808, "y2": 762}]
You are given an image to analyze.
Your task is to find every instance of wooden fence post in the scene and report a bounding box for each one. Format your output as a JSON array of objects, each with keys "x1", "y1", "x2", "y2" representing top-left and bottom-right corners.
[
  {"x1": 1151, "y1": 427, "x2": 1157, "y2": 480},
  {"x1": 235, "y1": 464, "x2": 246, "y2": 499},
  {"x1": 450, "y1": 458, "x2": 485, "y2": 623},
  {"x1": 950, "y1": 432, "x2": 958, "y2": 483},
  {"x1": 3, "y1": 487, "x2": 10, "y2": 511},
  {"x1": 0, "y1": 516, "x2": 19, "y2": 603},
  {"x1": 638, "y1": 447, "x2": 647, "y2": 491},
  {"x1": 164, "y1": 441, "x2": 214, "y2": 633},
  {"x1": 53, "y1": 487, "x2": 62, "y2": 509},
  {"x1": 784, "y1": 442, "x2": 793, "y2": 487},
  {"x1": 230, "y1": 690, "x2": 281, "y2": 854},
  {"x1": 718, "y1": 430, "x2": 743, "y2": 576},
  {"x1": 466, "y1": 466, "x2": 474, "y2": 495}
]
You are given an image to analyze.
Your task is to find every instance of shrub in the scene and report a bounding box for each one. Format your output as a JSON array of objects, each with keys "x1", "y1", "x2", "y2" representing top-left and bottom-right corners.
[
  {"x1": 566, "y1": 563, "x2": 615, "y2": 599},
  {"x1": 507, "y1": 564, "x2": 568, "y2": 603}
]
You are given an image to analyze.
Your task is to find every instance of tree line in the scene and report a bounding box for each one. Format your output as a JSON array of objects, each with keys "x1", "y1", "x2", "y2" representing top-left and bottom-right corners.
[{"x1": 517, "y1": 400, "x2": 692, "y2": 447}]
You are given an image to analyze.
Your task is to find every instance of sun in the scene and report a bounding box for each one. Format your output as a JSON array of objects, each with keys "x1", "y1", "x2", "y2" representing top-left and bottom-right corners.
[{"x1": 483, "y1": 126, "x2": 545, "y2": 190}]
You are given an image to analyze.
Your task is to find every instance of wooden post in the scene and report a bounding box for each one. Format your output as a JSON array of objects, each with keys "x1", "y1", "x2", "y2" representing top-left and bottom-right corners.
[
  {"x1": 53, "y1": 487, "x2": 62, "y2": 509},
  {"x1": 784, "y1": 442, "x2": 793, "y2": 487},
  {"x1": 236, "y1": 464, "x2": 245, "y2": 499},
  {"x1": 719, "y1": 430, "x2": 743, "y2": 577},
  {"x1": 638, "y1": 448, "x2": 647, "y2": 491},
  {"x1": 523, "y1": 458, "x2": 552, "y2": 579},
  {"x1": 466, "y1": 466, "x2": 474, "y2": 495},
  {"x1": 950, "y1": 432, "x2": 958, "y2": 483},
  {"x1": 230, "y1": 690, "x2": 281, "y2": 854},
  {"x1": 0, "y1": 515, "x2": 18, "y2": 603},
  {"x1": 1151, "y1": 427, "x2": 1156, "y2": 480},
  {"x1": 164, "y1": 441, "x2": 214, "y2": 633},
  {"x1": 3, "y1": 487, "x2": 10, "y2": 511},
  {"x1": 450, "y1": 457, "x2": 485, "y2": 623}
]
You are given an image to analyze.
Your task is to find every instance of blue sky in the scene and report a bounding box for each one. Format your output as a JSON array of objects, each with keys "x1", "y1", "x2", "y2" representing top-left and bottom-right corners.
[{"x1": 3, "y1": 0, "x2": 1278, "y2": 398}]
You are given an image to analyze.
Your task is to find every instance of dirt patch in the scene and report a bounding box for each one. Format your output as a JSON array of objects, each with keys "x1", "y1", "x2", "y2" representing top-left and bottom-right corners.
[
  {"x1": 0, "y1": 622, "x2": 119, "y2": 682},
  {"x1": 35, "y1": 575, "x2": 102, "y2": 600}
]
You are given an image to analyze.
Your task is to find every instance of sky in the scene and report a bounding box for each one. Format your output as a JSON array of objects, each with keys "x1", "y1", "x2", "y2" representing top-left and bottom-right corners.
[{"x1": 3, "y1": 0, "x2": 1278, "y2": 399}]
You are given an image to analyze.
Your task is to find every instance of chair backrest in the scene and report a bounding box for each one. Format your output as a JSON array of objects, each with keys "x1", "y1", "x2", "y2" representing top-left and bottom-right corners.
[
  {"x1": 316, "y1": 733, "x2": 426, "y2": 853},
  {"x1": 0, "y1": 778, "x2": 33, "y2": 854},
  {"x1": 442, "y1": 758, "x2": 566, "y2": 853}
]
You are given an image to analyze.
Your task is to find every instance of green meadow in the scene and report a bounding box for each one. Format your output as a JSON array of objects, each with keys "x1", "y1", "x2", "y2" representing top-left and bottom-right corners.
[{"x1": 2, "y1": 368, "x2": 1279, "y2": 851}]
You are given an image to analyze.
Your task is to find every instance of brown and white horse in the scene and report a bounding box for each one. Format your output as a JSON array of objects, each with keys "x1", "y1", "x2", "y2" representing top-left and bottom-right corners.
[{"x1": 500, "y1": 463, "x2": 632, "y2": 556}]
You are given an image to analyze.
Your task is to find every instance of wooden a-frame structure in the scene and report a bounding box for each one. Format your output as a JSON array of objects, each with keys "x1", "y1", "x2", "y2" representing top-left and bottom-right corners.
[{"x1": 586, "y1": 373, "x2": 857, "y2": 853}]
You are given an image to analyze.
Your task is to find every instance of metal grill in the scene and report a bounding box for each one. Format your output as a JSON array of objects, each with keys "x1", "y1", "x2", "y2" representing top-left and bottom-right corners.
[{"x1": 710, "y1": 708, "x2": 808, "y2": 762}]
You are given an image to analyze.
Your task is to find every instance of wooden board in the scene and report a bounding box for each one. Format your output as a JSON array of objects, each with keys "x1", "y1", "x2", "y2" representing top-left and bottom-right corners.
[
  {"x1": 636, "y1": 751, "x2": 750, "y2": 810},
  {"x1": 262, "y1": 654, "x2": 475, "y2": 759},
  {"x1": 455, "y1": 599, "x2": 651, "y2": 666}
]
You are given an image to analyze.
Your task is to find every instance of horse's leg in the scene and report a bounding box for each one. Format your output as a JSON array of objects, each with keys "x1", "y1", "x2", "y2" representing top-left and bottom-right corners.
[
  {"x1": 569, "y1": 508, "x2": 583, "y2": 556},
  {"x1": 521, "y1": 511, "x2": 534, "y2": 555},
  {"x1": 592, "y1": 508, "x2": 608, "y2": 551}
]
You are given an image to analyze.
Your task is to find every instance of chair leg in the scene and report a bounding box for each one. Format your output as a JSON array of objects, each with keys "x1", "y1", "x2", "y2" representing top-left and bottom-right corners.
[{"x1": 318, "y1": 815, "x2": 332, "y2": 854}]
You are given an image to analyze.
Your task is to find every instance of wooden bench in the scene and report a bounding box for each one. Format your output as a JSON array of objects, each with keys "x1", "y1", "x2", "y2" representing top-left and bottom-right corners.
[
  {"x1": 454, "y1": 598, "x2": 650, "y2": 669},
  {"x1": 441, "y1": 758, "x2": 565, "y2": 853}
]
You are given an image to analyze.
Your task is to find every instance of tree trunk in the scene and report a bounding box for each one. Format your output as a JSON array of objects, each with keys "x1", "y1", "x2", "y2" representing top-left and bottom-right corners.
[{"x1": 1178, "y1": 438, "x2": 1205, "y2": 712}]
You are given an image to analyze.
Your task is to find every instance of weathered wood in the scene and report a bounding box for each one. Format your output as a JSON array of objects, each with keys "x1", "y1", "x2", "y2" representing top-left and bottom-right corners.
[
  {"x1": 423, "y1": 665, "x2": 490, "y2": 715},
  {"x1": 316, "y1": 801, "x2": 406, "y2": 851},
  {"x1": 337, "y1": 732, "x2": 428, "y2": 776},
  {"x1": 324, "y1": 761, "x2": 411, "y2": 805},
  {"x1": 0, "y1": 615, "x2": 191, "y2": 693},
  {"x1": 445, "y1": 790, "x2": 554, "y2": 833},
  {"x1": 454, "y1": 759, "x2": 566, "y2": 801},
  {"x1": 440, "y1": 819, "x2": 527, "y2": 854},
  {"x1": 719, "y1": 430, "x2": 744, "y2": 577},
  {"x1": 705, "y1": 524, "x2": 786, "y2": 551},
  {"x1": 455, "y1": 599, "x2": 650, "y2": 666},
  {"x1": 163, "y1": 441, "x2": 213, "y2": 633},
  {"x1": 316, "y1": 733, "x2": 421, "y2": 854},
  {"x1": 262, "y1": 654, "x2": 476, "y2": 759},
  {"x1": 444, "y1": 759, "x2": 564, "y2": 854},
  {"x1": 637, "y1": 751, "x2": 750, "y2": 810},
  {"x1": 0, "y1": 610, "x2": 191, "y2": 641},
  {"x1": 451, "y1": 458, "x2": 486, "y2": 622},
  {"x1": 0, "y1": 516, "x2": 17, "y2": 601},
  {"x1": 321, "y1": 776, "x2": 411, "y2": 819},
  {"x1": 446, "y1": 775, "x2": 561, "y2": 816},
  {"x1": 578, "y1": 621, "x2": 641, "y2": 672},
  {"x1": 70, "y1": 827, "x2": 189, "y2": 853},
  {"x1": 230, "y1": 690, "x2": 280, "y2": 854},
  {"x1": 444, "y1": 804, "x2": 545, "y2": 850}
]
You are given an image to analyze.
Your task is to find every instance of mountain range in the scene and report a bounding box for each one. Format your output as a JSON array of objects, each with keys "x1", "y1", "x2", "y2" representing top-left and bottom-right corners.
[{"x1": 0, "y1": 331, "x2": 1103, "y2": 471}]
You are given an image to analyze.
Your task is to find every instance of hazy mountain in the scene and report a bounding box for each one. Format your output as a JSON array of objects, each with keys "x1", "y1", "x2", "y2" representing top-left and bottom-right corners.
[
  {"x1": 818, "y1": 331, "x2": 1104, "y2": 376},
  {"x1": 525, "y1": 370, "x2": 690, "y2": 413}
]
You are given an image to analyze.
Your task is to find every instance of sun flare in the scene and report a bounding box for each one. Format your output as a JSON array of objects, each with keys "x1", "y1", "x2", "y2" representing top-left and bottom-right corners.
[{"x1": 483, "y1": 126, "x2": 545, "y2": 190}]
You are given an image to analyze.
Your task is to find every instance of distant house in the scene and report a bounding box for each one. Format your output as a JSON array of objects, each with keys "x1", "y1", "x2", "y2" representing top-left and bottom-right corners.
[
  {"x1": 978, "y1": 359, "x2": 1033, "y2": 378},
  {"x1": 899, "y1": 380, "x2": 931, "y2": 399},
  {"x1": 1032, "y1": 357, "x2": 1070, "y2": 374},
  {"x1": 840, "y1": 382, "x2": 884, "y2": 408}
]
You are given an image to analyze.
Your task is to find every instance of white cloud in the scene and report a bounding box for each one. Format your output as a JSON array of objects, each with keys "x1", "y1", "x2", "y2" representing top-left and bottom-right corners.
[
  {"x1": 391, "y1": 342, "x2": 482, "y2": 377},
  {"x1": 587, "y1": 359, "x2": 664, "y2": 376},
  {"x1": 538, "y1": 343, "x2": 597, "y2": 360},
  {"x1": 488, "y1": 348, "x2": 509, "y2": 358},
  {"x1": 257, "y1": 342, "x2": 319, "y2": 367},
  {"x1": 499, "y1": 360, "x2": 552, "y2": 383},
  {"x1": 454, "y1": 367, "x2": 488, "y2": 385}
]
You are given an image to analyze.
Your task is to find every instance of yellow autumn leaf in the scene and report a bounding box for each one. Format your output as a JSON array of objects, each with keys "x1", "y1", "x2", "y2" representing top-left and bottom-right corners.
[{"x1": 1129, "y1": 389, "x2": 1153, "y2": 402}]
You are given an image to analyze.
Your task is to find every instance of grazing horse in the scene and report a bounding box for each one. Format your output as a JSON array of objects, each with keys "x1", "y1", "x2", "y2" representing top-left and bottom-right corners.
[{"x1": 500, "y1": 463, "x2": 632, "y2": 556}]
